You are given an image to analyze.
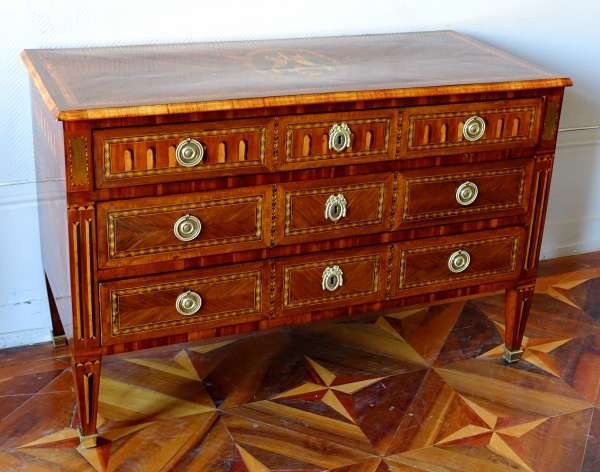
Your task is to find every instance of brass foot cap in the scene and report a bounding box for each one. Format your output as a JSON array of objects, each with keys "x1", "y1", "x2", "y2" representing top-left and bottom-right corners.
[
  {"x1": 502, "y1": 345, "x2": 524, "y2": 363},
  {"x1": 77, "y1": 428, "x2": 99, "y2": 448},
  {"x1": 51, "y1": 331, "x2": 67, "y2": 348}
]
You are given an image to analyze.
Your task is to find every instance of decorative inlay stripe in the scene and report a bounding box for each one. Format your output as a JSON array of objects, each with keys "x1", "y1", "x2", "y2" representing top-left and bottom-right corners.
[
  {"x1": 111, "y1": 271, "x2": 262, "y2": 335},
  {"x1": 69, "y1": 136, "x2": 89, "y2": 187}
]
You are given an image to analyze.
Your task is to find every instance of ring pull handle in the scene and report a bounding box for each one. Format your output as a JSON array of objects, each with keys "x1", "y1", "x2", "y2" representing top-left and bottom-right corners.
[
  {"x1": 328, "y1": 123, "x2": 352, "y2": 152},
  {"x1": 325, "y1": 194, "x2": 347, "y2": 222},
  {"x1": 455, "y1": 181, "x2": 478, "y2": 206},
  {"x1": 176, "y1": 138, "x2": 204, "y2": 166},
  {"x1": 463, "y1": 116, "x2": 486, "y2": 142},
  {"x1": 322, "y1": 265, "x2": 344, "y2": 292},
  {"x1": 176, "y1": 290, "x2": 202, "y2": 316},
  {"x1": 174, "y1": 214, "x2": 202, "y2": 242},
  {"x1": 448, "y1": 250, "x2": 471, "y2": 273}
]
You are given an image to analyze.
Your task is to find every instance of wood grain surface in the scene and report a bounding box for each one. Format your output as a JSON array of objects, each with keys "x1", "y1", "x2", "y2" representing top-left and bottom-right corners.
[
  {"x1": 22, "y1": 32, "x2": 571, "y2": 121},
  {"x1": 0, "y1": 253, "x2": 598, "y2": 471}
]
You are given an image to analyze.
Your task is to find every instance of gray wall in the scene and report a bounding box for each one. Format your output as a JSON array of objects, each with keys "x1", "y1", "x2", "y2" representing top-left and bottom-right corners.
[{"x1": 1, "y1": 0, "x2": 598, "y2": 347}]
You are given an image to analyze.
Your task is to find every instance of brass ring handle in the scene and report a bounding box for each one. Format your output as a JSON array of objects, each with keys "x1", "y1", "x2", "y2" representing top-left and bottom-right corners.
[
  {"x1": 176, "y1": 138, "x2": 204, "y2": 167},
  {"x1": 328, "y1": 123, "x2": 352, "y2": 152},
  {"x1": 176, "y1": 290, "x2": 202, "y2": 316},
  {"x1": 174, "y1": 214, "x2": 202, "y2": 242},
  {"x1": 325, "y1": 194, "x2": 347, "y2": 222},
  {"x1": 448, "y1": 250, "x2": 470, "y2": 273},
  {"x1": 463, "y1": 116, "x2": 486, "y2": 141},
  {"x1": 322, "y1": 265, "x2": 344, "y2": 292},
  {"x1": 455, "y1": 181, "x2": 478, "y2": 206}
]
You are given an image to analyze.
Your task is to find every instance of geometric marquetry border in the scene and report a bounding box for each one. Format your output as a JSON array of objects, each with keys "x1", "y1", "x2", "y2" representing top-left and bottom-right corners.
[
  {"x1": 103, "y1": 126, "x2": 267, "y2": 180},
  {"x1": 110, "y1": 270, "x2": 263, "y2": 335},
  {"x1": 283, "y1": 253, "x2": 382, "y2": 309},
  {"x1": 407, "y1": 105, "x2": 536, "y2": 151},
  {"x1": 402, "y1": 166, "x2": 527, "y2": 221},
  {"x1": 284, "y1": 181, "x2": 386, "y2": 236},
  {"x1": 106, "y1": 195, "x2": 264, "y2": 259},
  {"x1": 398, "y1": 235, "x2": 519, "y2": 290}
]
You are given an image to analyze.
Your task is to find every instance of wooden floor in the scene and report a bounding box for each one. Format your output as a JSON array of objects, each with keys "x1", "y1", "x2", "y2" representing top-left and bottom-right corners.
[{"x1": 1, "y1": 253, "x2": 600, "y2": 471}]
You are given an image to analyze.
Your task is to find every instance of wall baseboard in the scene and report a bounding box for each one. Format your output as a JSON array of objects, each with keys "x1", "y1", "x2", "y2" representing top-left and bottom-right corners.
[{"x1": 0, "y1": 327, "x2": 52, "y2": 349}]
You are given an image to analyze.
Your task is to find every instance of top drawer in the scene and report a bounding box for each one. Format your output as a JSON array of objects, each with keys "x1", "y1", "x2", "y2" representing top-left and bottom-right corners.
[
  {"x1": 400, "y1": 98, "x2": 543, "y2": 159},
  {"x1": 93, "y1": 118, "x2": 273, "y2": 188},
  {"x1": 277, "y1": 109, "x2": 399, "y2": 171}
]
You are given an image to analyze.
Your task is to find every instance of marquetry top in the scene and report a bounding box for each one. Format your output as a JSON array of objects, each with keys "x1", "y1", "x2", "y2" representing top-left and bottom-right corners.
[{"x1": 22, "y1": 31, "x2": 571, "y2": 121}]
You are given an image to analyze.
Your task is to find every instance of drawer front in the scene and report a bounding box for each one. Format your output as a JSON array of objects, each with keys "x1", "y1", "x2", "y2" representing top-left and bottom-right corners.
[
  {"x1": 275, "y1": 246, "x2": 388, "y2": 316},
  {"x1": 395, "y1": 158, "x2": 534, "y2": 229},
  {"x1": 276, "y1": 173, "x2": 394, "y2": 245},
  {"x1": 100, "y1": 261, "x2": 268, "y2": 344},
  {"x1": 401, "y1": 98, "x2": 543, "y2": 158},
  {"x1": 97, "y1": 186, "x2": 272, "y2": 268},
  {"x1": 278, "y1": 109, "x2": 399, "y2": 171},
  {"x1": 94, "y1": 118, "x2": 273, "y2": 188},
  {"x1": 392, "y1": 227, "x2": 525, "y2": 297}
]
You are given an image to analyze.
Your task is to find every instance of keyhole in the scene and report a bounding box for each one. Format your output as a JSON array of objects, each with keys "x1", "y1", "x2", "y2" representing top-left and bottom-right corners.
[
  {"x1": 330, "y1": 276, "x2": 336, "y2": 286},
  {"x1": 333, "y1": 204, "x2": 340, "y2": 216},
  {"x1": 337, "y1": 135, "x2": 343, "y2": 146}
]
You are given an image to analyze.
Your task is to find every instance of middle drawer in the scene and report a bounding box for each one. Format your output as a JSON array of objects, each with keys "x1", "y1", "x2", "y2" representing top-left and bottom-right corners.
[
  {"x1": 97, "y1": 185, "x2": 272, "y2": 268},
  {"x1": 275, "y1": 173, "x2": 394, "y2": 246}
]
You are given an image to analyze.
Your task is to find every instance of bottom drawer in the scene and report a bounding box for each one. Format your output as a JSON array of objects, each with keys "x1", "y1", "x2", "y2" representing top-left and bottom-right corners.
[
  {"x1": 275, "y1": 245, "x2": 389, "y2": 317},
  {"x1": 392, "y1": 226, "x2": 525, "y2": 297},
  {"x1": 100, "y1": 261, "x2": 269, "y2": 344}
]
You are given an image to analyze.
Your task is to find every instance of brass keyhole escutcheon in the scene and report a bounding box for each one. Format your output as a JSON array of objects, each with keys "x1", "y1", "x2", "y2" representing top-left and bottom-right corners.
[
  {"x1": 325, "y1": 194, "x2": 347, "y2": 222},
  {"x1": 328, "y1": 123, "x2": 352, "y2": 152},
  {"x1": 322, "y1": 265, "x2": 344, "y2": 292}
]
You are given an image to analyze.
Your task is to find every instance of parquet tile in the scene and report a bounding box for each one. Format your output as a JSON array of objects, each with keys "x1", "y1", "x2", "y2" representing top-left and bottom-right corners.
[{"x1": 1, "y1": 253, "x2": 600, "y2": 471}]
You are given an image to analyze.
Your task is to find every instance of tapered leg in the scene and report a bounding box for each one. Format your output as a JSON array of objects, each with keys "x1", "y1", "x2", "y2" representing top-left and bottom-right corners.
[
  {"x1": 45, "y1": 273, "x2": 67, "y2": 347},
  {"x1": 73, "y1": 357, "x2": 101, "y2": 448},
  {"x1": 503, "y1": 285, "x2": 535, "y2": 363}
]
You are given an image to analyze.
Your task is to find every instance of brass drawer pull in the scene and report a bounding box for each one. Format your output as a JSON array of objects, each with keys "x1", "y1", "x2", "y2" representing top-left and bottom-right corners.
[
  {"x1": 328, "y1": 123, "x2": 352, "y2": 152},
  {"x1": 176, "y1": 290, "x2": 202, "y2": 315},
  {"x1": 325, "y1": 194, "x2": 347, "y2": 222},
  {"x1": 463, "y1": 116, "x2": 486, "y2": 141},
  {"x1": 448, "y1": 250, "x2": 470, "y2": 273},
  {"x1": 322, "y1": 265, "x2": 344, "y2": 291},
  {"x1": 174, "y1": 214, "x2": 202, "y2": 241},
  {"x1": 455, "y1": 181, "x2": 478, "y2": 206},
  {"x1": 176, "y1": 138, "x2": 204, "y2": 166}
]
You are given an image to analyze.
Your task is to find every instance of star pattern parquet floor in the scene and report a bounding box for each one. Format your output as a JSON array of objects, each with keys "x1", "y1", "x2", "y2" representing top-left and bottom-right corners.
[{"x1": 1, "y1": 253, "x2": 600, "y2": 471}]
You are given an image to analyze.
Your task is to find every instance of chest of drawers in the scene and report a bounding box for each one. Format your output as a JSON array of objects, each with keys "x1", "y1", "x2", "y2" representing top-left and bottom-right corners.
[{"x1": 22, "y1": 31, "x2": 571, "y2": 448}]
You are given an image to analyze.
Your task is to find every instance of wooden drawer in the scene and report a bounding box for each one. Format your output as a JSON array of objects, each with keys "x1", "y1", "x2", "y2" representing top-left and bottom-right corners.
[
  {"x1": 391, "y1": 227, "x2": 525, "y2": 298},
  {"x1": 275, "y1": 245, "x2": 388, "y2": 317},
  {"x1": 97, "y1": 186, "x2": 272, "y2": 268},
  {"x1": 93, "y1": 117, "x2": 273, "y2": 188},
  {"x1": 277, "y1": 109, "x2": 399, "y2": 171},
  {"x1": 394, "y1": 158, "x2": 534, "y2": 229},
  {"x1": 275, "y1": 173, "x2": 394, "y2": 245},
  {"x1": 99, "y1": 261, "x2": 268, "y2": 344},
  {"x1": 400, "y1": 98, "x2": 543, "y2": 159}
]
